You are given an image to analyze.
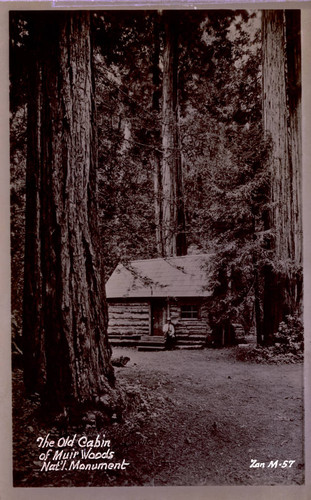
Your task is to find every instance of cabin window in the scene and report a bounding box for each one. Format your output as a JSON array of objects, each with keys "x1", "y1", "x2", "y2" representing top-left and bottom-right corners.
[{"x1": 181, "y1": 305, "x2": 199, "y2": 319}]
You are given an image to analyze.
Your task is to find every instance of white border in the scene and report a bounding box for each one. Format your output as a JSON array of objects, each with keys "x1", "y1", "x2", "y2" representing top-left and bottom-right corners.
[{"x1": 1, "y1": 3, "x2": 310, "y2": 500}]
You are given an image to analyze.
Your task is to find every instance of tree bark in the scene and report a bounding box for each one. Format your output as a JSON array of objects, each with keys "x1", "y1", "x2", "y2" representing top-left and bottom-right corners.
[
  {"x1": 151, "y1": 13, "x2": 164, "y2": 256},
  {"x1": 261, "y1": 10, "x2": 302, "y2": 340},
  {"x1": 161, "y1": 11, "x2": 187, "y2": 257},
  {"x1": 285, "y1": 10, "x2": 302, "y2": 267},
  {"x1": 23, "y1": 12, "x2": 115, "y2": 411},
  {"x1": 262, "y1": 10, "x2": 302, "y2": 265}
]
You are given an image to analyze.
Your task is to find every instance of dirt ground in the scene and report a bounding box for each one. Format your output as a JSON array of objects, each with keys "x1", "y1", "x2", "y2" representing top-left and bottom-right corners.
[{"x1": 13, "y1": 347, "x2": 304, "y2": 487}]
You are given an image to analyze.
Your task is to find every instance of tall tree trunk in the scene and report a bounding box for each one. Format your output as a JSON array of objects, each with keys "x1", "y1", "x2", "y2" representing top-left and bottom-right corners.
[
  {"x1": 262, "y1": 10, "x2": 290, "y2": 259},
  {"x1": 161, "y1": 11, "x2": 187, "y2": 257},
  {"x1": 261, "y1": 10, "x2": 302, "y2": 340},
  {"x1": 262, "y1": 10, "x2": 302, "y2": 265},
  {"x1": 151, "y1": 12, "x2": 164, "y2": 256},
  {"x1": 23, "y1": 12, "x2": 115, "y2": 411},
  {"x1": 153, "y1": 151, "x2": 164, "y2": 255},
  {"x1": 285, "y1": 10, "x2": 302, "y2": 267}
]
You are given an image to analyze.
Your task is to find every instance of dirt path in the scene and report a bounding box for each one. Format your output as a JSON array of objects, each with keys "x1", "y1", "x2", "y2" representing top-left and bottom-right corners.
[
  {"x1": 13, "y1": 347, "x2": 304, "y2": 486},
  {"x1": 111, "y1": 347, "x2": 304, "y2": 486}
]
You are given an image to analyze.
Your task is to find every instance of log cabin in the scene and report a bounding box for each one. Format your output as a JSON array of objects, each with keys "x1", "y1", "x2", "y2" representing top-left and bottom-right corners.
[{"x1": 105, "y1": 254, "x2": 214, "y2": 348}]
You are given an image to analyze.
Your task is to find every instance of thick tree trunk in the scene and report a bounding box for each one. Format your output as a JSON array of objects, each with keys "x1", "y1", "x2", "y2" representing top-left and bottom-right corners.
[
  {"x1": 161, "y1": 11, "x2": 187, "y2": 257},
  {"x1": 262, "y1": 10, "x2": 302, "y2": 265},
  {"x1": 261, "y1": 10, "x2": 302, "y2": 340},
  {"x1": 262, "y1": 10, "x2": 290, "y2": 259},
  {"x1": 23, "y1": 12, "x2": 115, "y2": 411}
]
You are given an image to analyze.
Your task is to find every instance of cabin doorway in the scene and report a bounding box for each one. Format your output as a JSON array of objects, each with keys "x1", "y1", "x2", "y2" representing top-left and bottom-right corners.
[{"x1": 151, "y1": 300, "x2": 166, "y2": 336}]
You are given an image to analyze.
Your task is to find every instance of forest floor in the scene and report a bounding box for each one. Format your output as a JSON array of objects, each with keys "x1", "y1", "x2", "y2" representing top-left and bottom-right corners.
[{"x1": 12, "y1": 347, "x2": 304, "y2": 487}]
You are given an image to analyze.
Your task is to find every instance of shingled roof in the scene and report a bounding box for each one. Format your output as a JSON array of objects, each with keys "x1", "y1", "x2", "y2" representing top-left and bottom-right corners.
[{"x1": 105, "y1": 254, "x2": 214, "y2": 299}]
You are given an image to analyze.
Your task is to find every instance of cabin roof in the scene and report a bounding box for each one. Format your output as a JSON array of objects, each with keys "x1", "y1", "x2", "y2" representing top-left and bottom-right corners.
[{"x1": 106, "y1": 254, "x2": 214, "y2": 299}]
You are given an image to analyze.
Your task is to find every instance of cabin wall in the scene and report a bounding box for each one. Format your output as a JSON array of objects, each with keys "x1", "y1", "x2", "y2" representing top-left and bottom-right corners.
[
  {"x1": 107, "y1": 298, "x2": 212, "y2": 338},
  {"x1": 170, "y1": 300, "x2": 211, "y2": 337},
  {"x1": 107, "y1": 300, "x2": 150, "y2": 336}
]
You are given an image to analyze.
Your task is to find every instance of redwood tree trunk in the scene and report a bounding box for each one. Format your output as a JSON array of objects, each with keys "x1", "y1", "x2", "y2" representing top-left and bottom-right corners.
[
  {"x1": 262, "y1": 10, "x2": 302, "y2": 265},
  {"x1": 151, "y1": 13, "x2": 164, "y2": 256},
  {"x1": 285, "y1": 10, "x2": 302, "y2": 267},
  {"x1": 161, "y1": 11, "x2": 187, "y2": 257},
  {"x1": 261, "y1": 10, "x2": 302, "y2": 340},
  {"x1": 23, "y1": 12, "x2": 115, "y2": 411}
]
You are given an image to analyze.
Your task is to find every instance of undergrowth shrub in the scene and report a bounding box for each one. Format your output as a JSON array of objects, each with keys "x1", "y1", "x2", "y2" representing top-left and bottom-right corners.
[
  {"x1": 236, "y1": 315, "x2": 303, "y2": 364},
  {"x1": 274, "y1": 314, "x2": 303, "y2": 355}
]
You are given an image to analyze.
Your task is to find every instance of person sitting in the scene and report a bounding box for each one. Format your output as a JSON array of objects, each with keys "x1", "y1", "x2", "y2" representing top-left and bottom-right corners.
[{"x1": 163, "y1": 317, "x2": 176, "y2": 350}]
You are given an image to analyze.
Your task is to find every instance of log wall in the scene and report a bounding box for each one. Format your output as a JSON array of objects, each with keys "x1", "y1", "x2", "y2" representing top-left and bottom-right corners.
[
  {"x1": 172, "y1": 301, "x2": 210, "y2": 336},
  {"x1": 107, "y1": 299, "x2": 211, "y2": 337},
  {"x1": 107, "y1": 301, "x2": 150, "y2": 336}
]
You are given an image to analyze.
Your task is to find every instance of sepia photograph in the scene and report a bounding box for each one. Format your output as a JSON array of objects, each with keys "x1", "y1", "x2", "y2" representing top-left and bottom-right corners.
[{"x1": 9, "y1": 7, "x2": 305, "y2": 490}]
